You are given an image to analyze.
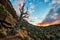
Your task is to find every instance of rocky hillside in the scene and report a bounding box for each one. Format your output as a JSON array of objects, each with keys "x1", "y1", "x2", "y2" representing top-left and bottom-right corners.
[
  {"x1": 0, "y1": 0, "x2": 18, "y2": 27},
  {"x1": 0, "y1": 0, "x2": 18, "y2": 39},
  {"x1": 0, "y1": 0, "x2": 18, "y2": 19}
]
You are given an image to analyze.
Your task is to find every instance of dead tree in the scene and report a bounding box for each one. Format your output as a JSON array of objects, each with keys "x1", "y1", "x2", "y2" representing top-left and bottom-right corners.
[
  {"x1": 8, "y1": 2, "x2": 29, "y2": 35},
  {"x1": 15, "y1": 2, "x2": 29, "y2": 28}
]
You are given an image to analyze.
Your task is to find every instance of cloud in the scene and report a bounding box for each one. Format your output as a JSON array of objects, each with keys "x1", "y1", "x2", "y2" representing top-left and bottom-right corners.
[
  {"x1": 28, "y1": 9, "x2": 35, "y2": 13},
  {"x1": 51, "y1": 0, "x2": 60, "y2": 4},
  {"x1": 27, "y1": 16, "x2": 43, "y2": 25},
  {"x1": 34, "y1": 17, "x2": 38, "y2": 19},
  {"x1": 24, "y1": 17, "x2": 37, "y2": 25},
  {"x1": 10, "y1": 0, "x2": 20, "y2": 16},
  {"x1": 29, "y1": 2, "x2": 32, "y2": 5},
  {"x1": 17, "y1": 0, "x2": 35, "y2": 14},
  {"x1": 29, "y1": 16, "x2": 38, "y2": 20},
  {"x1": 30, "y1": 5, "x2": 35, "y2": 9},
  {"x1": 27, "y1": 18, "x2": 34, "y2": 22},
  {"x1": 53, "y1": 13, "x2": 58, "y2": 16},
  {"x1": 11, "y1": 0, "x2": 35, "y2": 16},
  {"x1": 17, "y1": 0, "x2": 25, "y2": 8},
  {"x1": 29, "y1": 2, "x2": 35, "y2": 9},
  {"x1": 49, "y1": 0, "x2": 60, "y2": 7},
  {"x1": 49, "y1": 12, "x2": 59, "y2": 20},
  {"x1": 28, "y1": 3, "x2": 35, "y2": 13},
  {"x1": 44, "y1": 0, "x2": 48, "y2": 2},
  {"x1": 28, "y1": 16, "x2": 38, "y2": 22},
  {"x1": 15, "y1": 7, "x2": 20, "y2": 17},
  {"x1": 28, "y1": 2, "x2": 35, "y2": 14}
]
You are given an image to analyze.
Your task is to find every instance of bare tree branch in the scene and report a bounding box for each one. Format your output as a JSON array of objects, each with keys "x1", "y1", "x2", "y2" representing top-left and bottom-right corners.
[{"x1": 8, "y1": 1, "x2": 29, "y2": 35}]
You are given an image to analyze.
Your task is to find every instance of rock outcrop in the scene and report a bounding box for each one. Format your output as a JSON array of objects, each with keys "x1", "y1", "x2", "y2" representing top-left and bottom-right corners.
[
  {"x1": 0, "y1": 0, "x2": 18, "y2": 27},
  {"x1": 0, "y1": 0, "x2": 18, "y2": 39},
  {"x1": 0, "y1": 0, "x2": 18, "y2": 19}
]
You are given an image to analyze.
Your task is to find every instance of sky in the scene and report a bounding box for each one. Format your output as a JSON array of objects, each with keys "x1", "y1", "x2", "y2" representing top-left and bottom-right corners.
[{"x1": 10, "y1": 0, "x2": 60, "y2": 25}]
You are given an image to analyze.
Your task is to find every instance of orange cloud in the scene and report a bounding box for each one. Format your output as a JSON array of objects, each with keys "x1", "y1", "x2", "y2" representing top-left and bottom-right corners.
[{"x1": 36, "y1": 20, "x2": 60, "y2": 27}]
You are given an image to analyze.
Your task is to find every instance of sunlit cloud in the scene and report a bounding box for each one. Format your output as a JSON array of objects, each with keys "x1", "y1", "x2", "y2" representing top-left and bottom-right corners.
[
  {"x1": 30, "y1": 17, "x2": 37, "y2": 20},
  {"x1": 28, "y1": 17, "x2": 43, "y2": 25},
  {"x1": 25, "y1": 17, "x2": 37, "y2": 25},
  {"x1": 24, "y1": 16, "x2": 38, "y2": 22}
]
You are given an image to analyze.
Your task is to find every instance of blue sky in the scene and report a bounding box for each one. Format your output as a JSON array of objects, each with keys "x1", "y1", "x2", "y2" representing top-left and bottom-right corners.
[{"x1": 10, "y1": 0, "x2": 56, "y2": 25}]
